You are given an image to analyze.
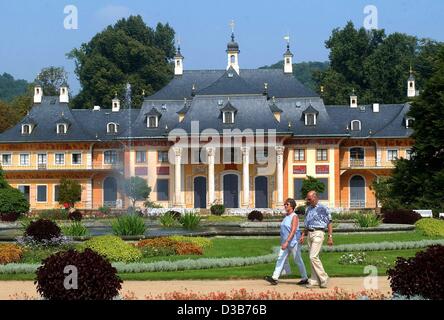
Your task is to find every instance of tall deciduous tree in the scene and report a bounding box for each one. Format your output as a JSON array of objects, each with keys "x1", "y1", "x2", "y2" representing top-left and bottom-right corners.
[
  {"x1": 68, "y1": 15, "x2": 175, "y2": 109},
  {"x1": 35, "y1": 67, "x2": 69, "y2": 96},
  {"x1": 374, "y1": 47, "x2": 444, "y2": 213}
]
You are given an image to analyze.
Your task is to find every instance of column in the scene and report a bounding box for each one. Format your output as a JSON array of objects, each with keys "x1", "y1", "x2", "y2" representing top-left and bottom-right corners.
[
  {"x1": 276, "y1": 146, "x2": 285, "y2": 205},
  {"x1": 207, "y1": 147, "x2": 215, "y2": 206},
  {"x1": 241, "y1": 146, "x2": 250, "y2": 207},
  {"x1": 173, "y1": 147, "x2": 183, "y2": 206}
]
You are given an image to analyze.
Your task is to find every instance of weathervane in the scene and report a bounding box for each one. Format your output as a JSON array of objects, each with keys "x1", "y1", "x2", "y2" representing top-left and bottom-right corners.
[{"x1": 229, "y1": 20, "x2": 235, "y2": 33}]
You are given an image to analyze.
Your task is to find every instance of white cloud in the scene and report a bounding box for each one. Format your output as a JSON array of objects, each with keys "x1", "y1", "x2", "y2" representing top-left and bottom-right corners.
[{"x1": 96, "y1": 5, "x2": 132, "y2": 23}]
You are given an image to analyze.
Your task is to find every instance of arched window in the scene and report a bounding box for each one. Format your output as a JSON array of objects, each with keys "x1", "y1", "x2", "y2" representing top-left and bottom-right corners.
[
  {"x1": 176, "y1": 60, "x2": 180, "y2": 66},
  {"x1": 406, "y1": 118, "x2": 414, "y2": 128},
  {"x1": 107, "y1": 122, "x2": 118, "y2": 134},
  {"x1": 351, "y1": 120, "x2": 361, "y2": 131},
  {"x1": 286, "y1": 58, "x2": 290, "y2": 64},
  {"x1": 230, "y1": 55, "x2": 235, "y2": 64},
  {"x1": 147, "y1": 116, "x2": 158, "y2": 128},
  {"x1": 21, "y1": 124, "x2": 32, "y2": 135},
  {"x1": 57, "y1": 123, "x2": 67, "y2": 134}
]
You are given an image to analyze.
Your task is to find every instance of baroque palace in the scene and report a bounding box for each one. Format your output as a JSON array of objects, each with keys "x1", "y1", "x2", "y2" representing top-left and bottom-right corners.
[{"x1": 0, "y1": 33, "x2": 415, "y2": 211}]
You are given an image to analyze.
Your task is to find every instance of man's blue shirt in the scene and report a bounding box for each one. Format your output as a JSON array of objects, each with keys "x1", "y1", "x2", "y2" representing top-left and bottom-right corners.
[{"x1": 305, "y1": 203, "x2": 332, "y2": 229}]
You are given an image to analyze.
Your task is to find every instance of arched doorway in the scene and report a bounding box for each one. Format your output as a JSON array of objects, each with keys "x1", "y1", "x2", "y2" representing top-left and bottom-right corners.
[
  {"x1": 223, "y1": 174, "x2": 239, "y2": 208},
  {"x1": 104, "y1": 176, "x2": 117, "y2": 207},
  {"x1": 194, "y1": 176, "x2": 207, "y2": 209},
  {"x1": 350, "y1": 175, "x2": 365, "y2": 208},
  {"x1": 255, "y1": 176, "x2": 268, "y2": 208}
]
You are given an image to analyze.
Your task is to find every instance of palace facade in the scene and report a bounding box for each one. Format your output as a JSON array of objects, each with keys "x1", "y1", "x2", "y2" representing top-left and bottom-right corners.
[{"x1": 0, "y1": 34, "x2": 416, "y2": 211}]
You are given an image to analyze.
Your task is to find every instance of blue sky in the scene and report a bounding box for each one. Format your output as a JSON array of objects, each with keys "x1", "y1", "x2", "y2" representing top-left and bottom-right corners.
[{"x1": 1, "y1": 0, "x2": 443, "y2": 93}]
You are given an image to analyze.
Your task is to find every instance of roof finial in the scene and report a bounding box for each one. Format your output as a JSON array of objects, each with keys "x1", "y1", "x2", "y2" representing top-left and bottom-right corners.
[
  {"x1": 284, "y1": 34, "x2": 290, "y2": 50},
  {"x1": 230, "y1": 20, "x2": 235, "y2": 34},
  {"x1": 142, "y1": 89, "x2": 145, "y2": 97}
]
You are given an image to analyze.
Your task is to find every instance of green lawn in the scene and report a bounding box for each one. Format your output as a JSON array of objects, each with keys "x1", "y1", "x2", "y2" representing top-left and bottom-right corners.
[{"x1": 1, "y1": 230, "x2": 441, "y2": 281}]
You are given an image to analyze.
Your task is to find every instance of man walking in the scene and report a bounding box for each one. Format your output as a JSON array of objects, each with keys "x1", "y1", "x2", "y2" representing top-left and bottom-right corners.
[
  {"x1": 299, "y1": 190, "x2": 333, "y2": 288},
  {"x1": 264, "y1": 198, "x2": 308, "y2": 285}
]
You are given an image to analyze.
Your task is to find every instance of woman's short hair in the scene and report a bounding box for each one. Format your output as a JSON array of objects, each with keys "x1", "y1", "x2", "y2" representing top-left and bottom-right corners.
[{"x1": 285, "y1": 198, "x2": 296, "y2": 209}]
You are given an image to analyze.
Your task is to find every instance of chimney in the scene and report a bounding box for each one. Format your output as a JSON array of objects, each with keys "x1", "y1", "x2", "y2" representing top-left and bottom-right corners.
[
  {"x1": 350, "y1": 90, "x2": 357, "y2": 108},
  {"x1": 93, "y1": 106, "x2": 101, "y2": 111},
  {"x1": 59, "y1": 86, "x2": 69, "y2": 103},
  {"x1": 373, "y1": 103, "x2": 380, "y2": 113},
  {"x1": 112, "y1": 94, "x2": 120, "y2": 112},
  {"x1": 34, "y1": 86, "x2": 43, "y2": 104}
]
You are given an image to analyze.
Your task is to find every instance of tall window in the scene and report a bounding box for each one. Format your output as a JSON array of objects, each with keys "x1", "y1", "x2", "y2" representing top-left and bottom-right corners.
[
  {"x1": 305, "y1": 114, "x2": 316, "y2": 126},
  {"x1": 1, "y1": 154, "x2": 12, "y2": 166},
  {"x1": 387, "y1": 150, "x2": 398, "y2": 161},
  {"x1": 316, "y1": 149, "x2": 328, "y2": 161},
  {"x1": 294, "y1": 149, "x2": 305, "y2": 161},
  {"x1": 20, "y1": 154, "x2": 30, "y2": 166},
  {"x1": 230, "y1": 55, "x2": 235, "y2": 64},
  {"x1": 157, "y1": 179, "x2": 169, "y2": 201},
  {"x1": 72, "y1": 153, "x2": 82, "y2": 165},
  {"x1": 148, "y1": 116, "x2": 158, "y2": 128},
  {"x1": 37, "y1": 185, "x2": 47, "y2": 202},
  {"x1": 223, "y1": 112, "x2": 234, "y2": 124},
  {"x1": 57, "y1": 124, "x2": 67, "y2": 134},
  {"x1": 136, "y1": 151, "x2": 146, "y2": 163},
  {"x1": 318, "y1": 178, "x2": 329, "y2": 200},
  {"x1": 104, "y1": 150, "x2": 118, "y2": 164},
  {"x1": 294, "y1": 178, "x2": 304, "y2": 200},
  {"x1": 158, "y1": 151, "x2": 169, "y2": 163},
  {"x1": 55, "y1": 153, "x2": 65, "y2": 165},
  {"x1": 54, "y1": 185, "x2": 60, "y2": 202},
  {"x1": 350, "y1": 148, "x2": 364, "y2": 166}
]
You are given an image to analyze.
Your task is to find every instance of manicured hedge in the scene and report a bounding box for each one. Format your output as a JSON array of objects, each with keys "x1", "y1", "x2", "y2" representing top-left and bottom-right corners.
[{"x1": 382, "y1": 208, "x2": 422, "y2": 225}]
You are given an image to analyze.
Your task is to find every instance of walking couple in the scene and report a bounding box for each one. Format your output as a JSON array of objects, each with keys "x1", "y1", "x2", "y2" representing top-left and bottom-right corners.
[{"x1": 264, "y1": 191, "x2": 333, "y2": 288}]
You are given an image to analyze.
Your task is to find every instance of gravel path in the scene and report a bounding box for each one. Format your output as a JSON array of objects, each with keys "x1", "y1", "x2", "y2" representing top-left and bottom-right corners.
[{"x1": 1, "y1": 277, "x2": 391, "y2": 300}]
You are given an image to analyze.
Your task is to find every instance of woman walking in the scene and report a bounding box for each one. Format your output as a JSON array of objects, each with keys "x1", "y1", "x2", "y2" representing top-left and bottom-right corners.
[{"x1": 264, "y1": 198, "x2": 308, "y2": 285}]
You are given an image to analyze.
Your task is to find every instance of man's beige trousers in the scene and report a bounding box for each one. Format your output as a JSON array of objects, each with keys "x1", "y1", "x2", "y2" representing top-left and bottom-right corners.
[{"x1": 307, "y1": 230, "x2": 329, "y2": 285}]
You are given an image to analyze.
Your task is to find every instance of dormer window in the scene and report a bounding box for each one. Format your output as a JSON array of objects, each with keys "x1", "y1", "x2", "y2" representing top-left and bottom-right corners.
[
  {"x1": 57, "y1": 123, "x2": 67, "y2": 134},
  {"x1": 351, "y1": 120, "x2": 361, "y2": 131},
  {"x1": 107, "y1": 122, "x2": 118, "y2": 134},
  {"x1": 302, "y1": 104, "x2": 319, "y2": 126},
  {"x1": 305, "y1": 113, "x2": 316, "y2": 126},
  {"x1": 22, "y1": 124, "x2": 32, "y2": 135},
  {"x1": 406, "y1": 117, "x2": 414, "y2": 128},
  {"x1": 147, "y1": 116, "x2": 159, "y2": 128},
  {"x1": 220, "y1": 100, "x2": 237, "y2": 124},
  {"x1": 145, "y1": 107, "x2": 161, "y2": 128},
  {"x1": 223, "y1": 111, "x2": 234, "y2": 124}
]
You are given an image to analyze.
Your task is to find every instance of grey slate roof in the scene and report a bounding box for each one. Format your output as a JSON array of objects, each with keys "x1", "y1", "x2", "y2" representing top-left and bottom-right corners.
[
  {"x1": 147, "y1": 68, "x2": 318, "y2": 100},
  {"x1": 197, "y1": 68, "x2": 258, "y2": 96},
  {"x1": 326, "y1": 104, "x2": 413, "y2": 138}
]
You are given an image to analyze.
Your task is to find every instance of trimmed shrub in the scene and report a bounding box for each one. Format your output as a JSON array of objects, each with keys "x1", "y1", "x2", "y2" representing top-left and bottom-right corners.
[
  {"x1": 210, "y1": 204, "x2": 225, "y2": 216},
  {"x1": 111, "y1": 214, "x2": 146, "y2": 236},
  {"x1": 247, "y1": 210, "x2": 264, "y2": 222},
  {"x1": 415, "y1": 219, "x2": 444, "y2": 237},
  {"x1": 0, "y1": 188, "x2": 30, "y2": 221},
  {"x1": 0, "y1": 244, "x2": 23, "y2": 264},
  {"x1": 68, "y1": 210, "x2": 82, "y2": 221},
  {"x1": 36, "y1": 249, "x2": 122, "y2": 300},
  {"x1": 80, "y1": 235, "x2": 142, "y2": 262},
  {"x1": 38, "y1": 209, "x2": 68, "y2": 220},
  {"x1": 382, "y1": 209, "x2": 422, "y2": 225},
  {"x1": 388, "y1": 245, "x2": 444, "y2": 300},
  {"x1": 180, "y1": 211, "x2": 201, "y2": 230},
  {"x1": 25, "y1": 219, "x2": 61, "y2": 242}
]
